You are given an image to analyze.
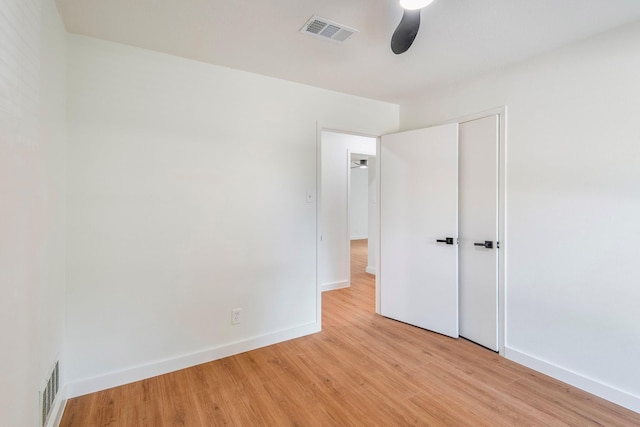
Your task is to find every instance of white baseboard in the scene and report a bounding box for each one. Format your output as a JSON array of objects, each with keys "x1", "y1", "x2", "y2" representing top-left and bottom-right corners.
[
  {"x1": 66, "y1": 322, "x2": 320, "y2": 398},
  {"x1": 350, "y1": 235, "x2": 368, "y2": 241},
  {"x1": 365, "y1": 266, "x2": 376, "y2": 275},
  {"x1": 505, "y1": 347, "x2": 640, "y2": 414},
  {"x1": 321, "y1": 280, "x2": 349, "y2": 292},
  {"x1": 46, "y1": 386, "x2": 67, "y2": 427}
]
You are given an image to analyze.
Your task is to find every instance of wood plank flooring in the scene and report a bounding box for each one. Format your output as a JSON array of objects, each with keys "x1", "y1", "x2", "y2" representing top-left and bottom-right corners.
[{"x1": 60, "y1": 239, "x2": 640, "y2": 426}]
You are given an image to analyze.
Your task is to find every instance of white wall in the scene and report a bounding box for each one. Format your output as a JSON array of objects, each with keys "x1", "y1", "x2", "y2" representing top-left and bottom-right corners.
[
  {"x1": 400, "y1": 21, "x2": 640, "y2": 412},
  {"x1": 349, "y1": 165, "x2": 369, "y2": 240},
  {"x1": 367, "y1": 157, "x2": 377, "y2": 275},
  {"x1": 320, "y1": 132, "x2": 377, "y2": 291},
  {"x1": 0, "y1": 0, "x2": 67, "y2": 425},
  {"x1": 65, "y1": 35, "x2": 398, "y2": 395}
]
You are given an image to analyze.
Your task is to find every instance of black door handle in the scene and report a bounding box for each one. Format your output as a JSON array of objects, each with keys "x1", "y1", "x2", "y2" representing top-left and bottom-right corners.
[
  {"x1": 436, "y1": 237, "x2": 455, "y2": 245},
  {"x1": 474, "y1": 241, "x2": 493, "y2": 249}
]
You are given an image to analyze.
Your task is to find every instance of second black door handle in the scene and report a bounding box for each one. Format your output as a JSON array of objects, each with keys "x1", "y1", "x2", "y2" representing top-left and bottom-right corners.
[{"x1": 474, "y1": 241, "x2": 494, "y2": 249}]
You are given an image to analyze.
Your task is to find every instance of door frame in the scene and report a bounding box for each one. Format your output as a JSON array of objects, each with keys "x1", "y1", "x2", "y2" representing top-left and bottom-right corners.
[
  {"x1": 347, "y1": 150, "x2": 376, "y2": 288},
  {"x1": 316, "y1": 123, "x2": 381, "y2": 327},
  {"x1": 375, "y1": 106, "x2": 507, "y2": 355}
]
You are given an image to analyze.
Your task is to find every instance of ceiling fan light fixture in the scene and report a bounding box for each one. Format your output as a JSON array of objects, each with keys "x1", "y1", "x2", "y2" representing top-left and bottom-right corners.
[{"x1": 399, "y1": 0, "x2": 434, "y2": 10}]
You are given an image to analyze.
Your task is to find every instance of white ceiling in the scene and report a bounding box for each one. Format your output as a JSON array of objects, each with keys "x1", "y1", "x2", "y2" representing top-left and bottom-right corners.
[{"x1": 55, "y1": 0, "x2": 640, "y2": 103}]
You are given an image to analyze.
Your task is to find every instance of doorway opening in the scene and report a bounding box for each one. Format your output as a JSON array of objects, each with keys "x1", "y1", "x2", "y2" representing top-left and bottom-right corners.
[
  {"x1": 318, "y1": 130, "x2": 377, "y2": 310},
  {"x1": 349, "y1": 152, "x2": 377, "y2": 310},
  {"x1": 348, "y1": 152, "x2": 377, "y2": 292}
]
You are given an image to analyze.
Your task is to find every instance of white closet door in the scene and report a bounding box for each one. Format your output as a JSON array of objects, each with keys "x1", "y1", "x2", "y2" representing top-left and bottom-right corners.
[
  {"x1": 380, "y1": 123, "x2": 459, "y2": 338},
  {"x1": 459, "y1": 115, "x2": 499, "y2": 351}
]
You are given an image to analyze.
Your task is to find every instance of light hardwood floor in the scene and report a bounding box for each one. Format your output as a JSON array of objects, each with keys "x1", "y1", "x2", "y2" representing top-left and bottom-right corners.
[{"x1": 60, "y1": 239, "x2": 640, "y2": 426}]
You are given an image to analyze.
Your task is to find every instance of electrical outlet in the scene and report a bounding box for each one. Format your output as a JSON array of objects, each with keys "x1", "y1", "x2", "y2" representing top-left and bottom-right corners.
[{"x1": 231, "y1": 308, "x2": 241, "y2": 325}]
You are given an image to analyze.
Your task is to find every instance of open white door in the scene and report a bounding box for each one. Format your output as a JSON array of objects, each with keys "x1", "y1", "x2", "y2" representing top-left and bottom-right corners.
[{"x1": 380, "y1": 124, "x2": 459, "y2": 338}]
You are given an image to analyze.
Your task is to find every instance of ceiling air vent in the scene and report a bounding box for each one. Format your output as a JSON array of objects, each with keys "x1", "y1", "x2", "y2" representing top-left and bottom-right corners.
[{"x1": 300, "y1": 16, "x2": 358, "y2": 43}]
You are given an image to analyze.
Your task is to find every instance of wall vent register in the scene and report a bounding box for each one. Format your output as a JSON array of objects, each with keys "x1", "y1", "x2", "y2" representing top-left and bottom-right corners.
[{"x1": 41, "y1": 361, "x2": 59, "y2": 426}]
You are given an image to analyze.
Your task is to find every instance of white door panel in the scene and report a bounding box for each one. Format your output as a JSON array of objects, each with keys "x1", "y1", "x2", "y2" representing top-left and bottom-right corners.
[
  {"x1": 459, "y1": 115, "x2": 499, "y2": 351},
  {"x1": 380, "y1": 124, "x2": 459, "y2": 338}
]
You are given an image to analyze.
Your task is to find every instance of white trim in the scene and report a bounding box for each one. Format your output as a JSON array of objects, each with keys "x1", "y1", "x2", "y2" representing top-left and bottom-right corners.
[
  {"x1": 505, "y1": 347, "x2": 640, "y2": 414},
  {"x1": 365, "y1": 266, "x2": 376, "y2": 275},
  {"x1": 315, "y1": 121, "x2": 323, "y2": 328},
  {"x1": 350, "y1": 235, "x2": 368, "y2": 240},
  {"x1": 346, "y1": 149, "x2": 353, "y2": 288},
  {"x1": 65, "y1": 322, "x2": 320, "y2": 398},
  {"x1": 497, "y1": 107, "x2": 508, "y2": 357},
  {"x1": 319, "y1": 126, "x2": 382, "y2": 140},
  {"x1": 45, "y1": 388, "x2": 67, "y2": 427},
  {"x1": 321, "y1": 280, "x2": 350, "y2": 292},
  {"x1": 375, "y1": 136, "x2": 382, "y2": 314}
]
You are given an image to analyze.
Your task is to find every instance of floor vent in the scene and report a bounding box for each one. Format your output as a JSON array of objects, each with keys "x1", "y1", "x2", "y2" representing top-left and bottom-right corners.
[
  {"x1": 41, "y1": 361, "x2": 59, "y2": 426},
  {"x1": 300, "y1": 15, "x2": 358, "y2": 43}
]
